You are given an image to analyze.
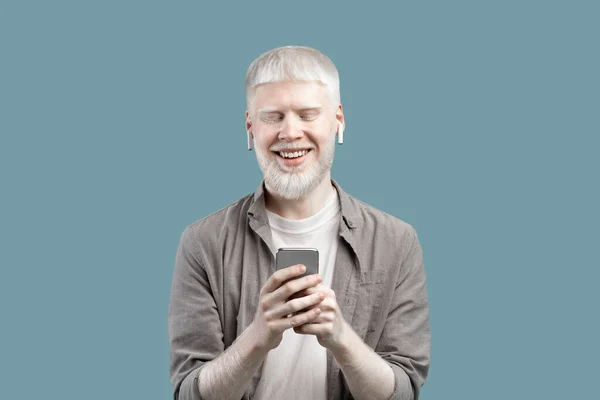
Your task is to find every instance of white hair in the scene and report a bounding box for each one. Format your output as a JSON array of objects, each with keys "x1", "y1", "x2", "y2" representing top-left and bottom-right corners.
[
  {"x1": 245, "y1": 46, "x2": 340, "y2": 113},
  {"x1": 255, "y1": 128, "x2": 336, "y2": 200}
]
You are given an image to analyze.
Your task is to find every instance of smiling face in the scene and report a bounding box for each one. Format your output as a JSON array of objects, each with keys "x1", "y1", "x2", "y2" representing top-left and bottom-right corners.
[{"x1": 246, "y1": 81, "x2": 344, "y2": 200}]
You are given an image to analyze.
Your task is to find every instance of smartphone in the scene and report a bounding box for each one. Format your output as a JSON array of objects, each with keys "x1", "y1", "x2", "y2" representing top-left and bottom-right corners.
[{"x1": 276, "y1": 248, "x2": 319, "y2": 282}]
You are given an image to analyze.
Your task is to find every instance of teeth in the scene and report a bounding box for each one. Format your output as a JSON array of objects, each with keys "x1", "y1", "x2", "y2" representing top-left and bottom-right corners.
[{"x1": 279, "y1": 150, "x2": 308, "y2": 158}]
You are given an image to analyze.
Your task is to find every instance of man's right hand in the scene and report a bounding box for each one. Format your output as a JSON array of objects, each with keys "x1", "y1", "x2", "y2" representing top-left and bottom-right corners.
[{"x1": 250, "y1": 264, "x2": 325, "y2": 351}]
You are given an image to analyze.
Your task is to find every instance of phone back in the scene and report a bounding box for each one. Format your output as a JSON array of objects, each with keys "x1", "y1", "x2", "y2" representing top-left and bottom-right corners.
[{"x1": 276, "y1": 248, "x2": 319, "y2": 279}]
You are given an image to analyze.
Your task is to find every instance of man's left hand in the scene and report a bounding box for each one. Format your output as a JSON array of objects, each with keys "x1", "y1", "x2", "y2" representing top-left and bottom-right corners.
[{"x1": 292, "y1": 284, "x2": 350, "y2": 351}]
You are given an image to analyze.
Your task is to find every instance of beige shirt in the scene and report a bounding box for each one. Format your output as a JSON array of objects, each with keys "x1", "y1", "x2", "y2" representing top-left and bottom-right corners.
[{"x1": 168, "y1": 180, "x2": 431, "y2": 400}]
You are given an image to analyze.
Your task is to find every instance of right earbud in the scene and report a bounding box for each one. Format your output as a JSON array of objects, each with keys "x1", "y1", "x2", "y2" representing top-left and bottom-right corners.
[
  {"x1": 337, "y1": 121, "x2": 344, "y2": 145},
  {"x1": 247, "y1": 130, "x2": 253, "y2": 151}
]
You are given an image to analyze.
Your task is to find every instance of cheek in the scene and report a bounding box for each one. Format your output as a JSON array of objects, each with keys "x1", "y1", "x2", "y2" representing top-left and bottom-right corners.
[
  {"x1": 311, "y1": 123, "x2": 336, "y2": 145},
  {"x1": 254, "y1": 130, "x2": 277, "y2": 147},
  {"x1": 312, "y1": 135, "x2": 334, "y2": 151}
]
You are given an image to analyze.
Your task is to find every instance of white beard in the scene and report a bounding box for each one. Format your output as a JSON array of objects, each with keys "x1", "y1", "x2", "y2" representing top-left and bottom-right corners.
[{"x1": 255, "y1": 134, "x2": 336, "y2": 200}]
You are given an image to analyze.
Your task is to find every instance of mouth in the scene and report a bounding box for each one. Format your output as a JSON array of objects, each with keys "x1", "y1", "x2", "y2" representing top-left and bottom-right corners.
[
  {"x1": 273, "y1": 149, "x2": 312, "y2": 159},
  {"x1": 272, "y1": 149, "x2": 313, "y2": 166}
]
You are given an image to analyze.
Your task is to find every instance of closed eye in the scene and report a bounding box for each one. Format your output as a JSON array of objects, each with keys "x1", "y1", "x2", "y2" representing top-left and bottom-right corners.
[
  {"x1": 262, "y1": 117, "x2": 282, "y2": 124},
  {"x1": 300, "y1": 114, "x2": 318, "y2": 121},
  {"x1": 260, "y1": 111, "x2": 320, "y2": 124}
]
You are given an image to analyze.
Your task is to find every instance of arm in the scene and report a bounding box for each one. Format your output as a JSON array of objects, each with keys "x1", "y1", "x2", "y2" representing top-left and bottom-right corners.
[
  {"x1": 331, "y1": 226, "x2": 430, "y2": 400},
  {"x1": 331, "y1": 325, "x2": 398, "y2": 400},
  {"x1": 169, "y1": 227, "x2": 324, "y2": 400},
  {"x1": 196, "y1": 323, "x2": 269, "y2": 400},
  {"x1": 375, "y1": 226, "x2": 431, "y2": 400},
  {"x1": 198, "y1": 269, "x2": 326, "y2": 400},
  {"x1": 168, "y1": 227, "x2": 269, "y2": 400},
  {"x1": 168, "y1": 226, "x2": 226, "y2": 400}
]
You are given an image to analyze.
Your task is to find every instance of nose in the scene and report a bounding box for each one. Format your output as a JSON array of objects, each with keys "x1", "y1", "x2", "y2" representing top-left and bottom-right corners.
[{"x1": 278, "y1": 115, "x2": 304, "y2": 142}]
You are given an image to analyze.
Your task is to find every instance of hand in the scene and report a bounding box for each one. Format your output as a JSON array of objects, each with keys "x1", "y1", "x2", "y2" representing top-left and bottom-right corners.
[
  {"x1": 250, "y1": 264, "x2": 325, "y2": 352},
  {"x1": 292, "y1": 285, "x2": 349, "y2": 352}
]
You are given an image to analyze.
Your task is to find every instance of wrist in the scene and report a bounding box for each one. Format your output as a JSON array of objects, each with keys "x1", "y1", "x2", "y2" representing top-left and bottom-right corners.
[
  {"x1": 330, "y1": 321, "x2": 354, "y2": 361},
  {"x1": 246, "y1": 321, "x2": 272, "y2": 356}
]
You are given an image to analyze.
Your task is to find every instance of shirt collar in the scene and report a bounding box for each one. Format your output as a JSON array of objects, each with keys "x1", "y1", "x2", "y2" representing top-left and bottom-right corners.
[{"x1": 247, "y1": 179, "x2": 359, "y2": 230}]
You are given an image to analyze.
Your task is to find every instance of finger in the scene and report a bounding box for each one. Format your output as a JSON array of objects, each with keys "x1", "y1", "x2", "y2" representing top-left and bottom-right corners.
[
  {"x1": 296, "y1": 308, "x2": 335, "y2": 323},
  {"x1": 289, "y1": 285, "x2": 320, "y2": 299},
  {"x1": 262, "y1": 264, "x2": 306, "y2": 294},
  {"x1": 271, "y1": 307, "x2": 322, "y2": 332},
  {"x1": 289, "y1": 285, "x2": 333, "y2": 300},
  {"x1": 293, "y1": 322, "x2": 327, "y2": 335},
  {"x1": 271, "y1": 273, "x2": 322, "y2": 303},
  {"x1": 302, "y1": 297, "x2": 334, "y2": 312},
  {"x1": 266, "y1": 292, "x2": 325, "y2": 320}
]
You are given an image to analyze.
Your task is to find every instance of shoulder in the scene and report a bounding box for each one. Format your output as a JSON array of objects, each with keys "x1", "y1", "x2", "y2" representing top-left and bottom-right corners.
[
  {"x1": 346, "y1": 192, "x2": 417, "y2": 240},
  {"x1": 341, "y1": 191, "x2": 421, "y2": 263},
  {"x1": 180, "y1": 193, "x2": 254, "y2": 244}
]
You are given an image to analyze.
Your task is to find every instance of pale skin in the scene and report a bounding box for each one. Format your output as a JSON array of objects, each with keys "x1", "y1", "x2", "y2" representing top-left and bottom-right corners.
[
  {"x1": 246, "y1": 81, "x2": 342, "y2": 220},
  {"x1": 198, "y1": 81, "x2": 399, "y2": 400}
]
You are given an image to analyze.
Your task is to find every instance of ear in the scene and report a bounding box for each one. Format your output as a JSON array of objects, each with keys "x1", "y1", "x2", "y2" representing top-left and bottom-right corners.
[{"x1": 245, "y1": 110, "x2": 252, "y2": 132}]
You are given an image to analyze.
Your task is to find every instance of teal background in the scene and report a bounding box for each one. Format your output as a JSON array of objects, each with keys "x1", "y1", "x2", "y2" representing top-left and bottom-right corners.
[{"x1": 1, "y1": 1, "x2": 598, "y2": 399}]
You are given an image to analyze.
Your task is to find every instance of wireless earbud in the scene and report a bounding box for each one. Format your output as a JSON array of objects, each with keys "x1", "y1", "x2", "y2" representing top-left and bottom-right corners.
[
  {"x1": 338, "y1": 122, "x2": 344, "y2": 145},
  {"x1": 247, "y1": 130, "x2": 253, "y2": 151}
]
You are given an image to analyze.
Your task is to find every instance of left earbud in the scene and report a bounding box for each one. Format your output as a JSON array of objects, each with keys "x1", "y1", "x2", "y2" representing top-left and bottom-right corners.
[{"x1": 338, "y1": 122, "x2": 344, "y2": 145}]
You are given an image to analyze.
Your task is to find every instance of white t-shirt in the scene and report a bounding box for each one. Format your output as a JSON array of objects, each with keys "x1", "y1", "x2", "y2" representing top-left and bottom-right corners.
[{"x1": 253, "y1": 189, "x2": 341, "y2": 400}]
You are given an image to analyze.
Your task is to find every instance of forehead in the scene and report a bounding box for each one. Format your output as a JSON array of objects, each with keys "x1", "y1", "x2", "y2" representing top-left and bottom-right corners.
[{"x1": 252, "y1": 81, "x2": 330, "y2": 111}]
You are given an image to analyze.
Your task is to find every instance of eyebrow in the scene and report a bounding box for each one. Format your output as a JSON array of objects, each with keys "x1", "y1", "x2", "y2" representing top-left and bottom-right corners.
[{"x1": 257, "y1": 106, "x2": 323, "y2": 114}]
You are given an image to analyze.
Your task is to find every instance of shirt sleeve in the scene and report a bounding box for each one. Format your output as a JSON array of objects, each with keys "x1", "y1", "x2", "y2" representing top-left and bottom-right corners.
[
  {"x1": 377, "y1": 226, "x2": 431, "y2": 400},
  {"x1": 168, "y1": 226, "x2": 224, "y2": 400}
]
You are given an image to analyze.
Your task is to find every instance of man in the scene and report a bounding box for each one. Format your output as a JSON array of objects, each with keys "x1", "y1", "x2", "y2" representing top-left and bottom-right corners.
[{"x1": 168, "y1": 46, "x2": 430, "y2": 400}]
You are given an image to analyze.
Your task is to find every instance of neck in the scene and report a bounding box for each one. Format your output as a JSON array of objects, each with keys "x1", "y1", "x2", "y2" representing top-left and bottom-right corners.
[{"x1": 264, "y1": 174, "x2": 336, "y2": 220}]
